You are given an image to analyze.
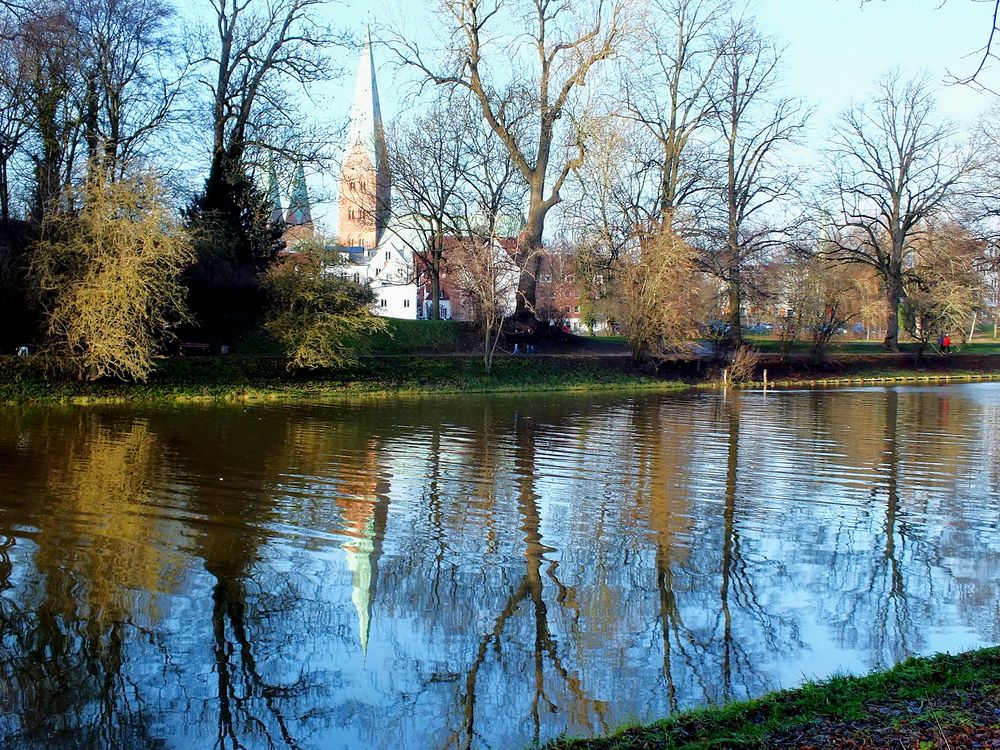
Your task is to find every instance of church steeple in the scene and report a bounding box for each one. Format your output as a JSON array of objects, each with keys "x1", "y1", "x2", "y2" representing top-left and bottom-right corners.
[
  {"x1": 285, "y1": 160, "x2": 312, "y2": 226},
  {"x1": 338, "y1": 27, "x2": 390, "y2": 249},
  {"x1": 346, "y1": 27, "x2": 385, "y2": 172}
]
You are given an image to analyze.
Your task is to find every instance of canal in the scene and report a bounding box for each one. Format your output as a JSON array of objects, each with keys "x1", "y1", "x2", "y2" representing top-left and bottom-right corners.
[{"x1": 0, "y1": 384, "x2": 998, "y2": 748}]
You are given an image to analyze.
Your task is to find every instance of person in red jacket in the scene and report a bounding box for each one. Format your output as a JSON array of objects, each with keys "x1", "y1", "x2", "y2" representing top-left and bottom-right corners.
[{"x1": 942, "y1": 333, "x2": 951, "y2": 354}]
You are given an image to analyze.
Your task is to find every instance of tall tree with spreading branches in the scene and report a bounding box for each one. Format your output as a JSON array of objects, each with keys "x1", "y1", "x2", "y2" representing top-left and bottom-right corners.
[
  {"x1": 622, "y1": 0, "x2": 728, "y2": 227},
  {"x1": 392, "y1": 0, "x2": 627, "y2": 326},
  {"x1": 701, "y1": 16, "x2": 808, "y2": 346},
  {"x1": 822, "y1": 72, "x2": 974, "y2": 351}
]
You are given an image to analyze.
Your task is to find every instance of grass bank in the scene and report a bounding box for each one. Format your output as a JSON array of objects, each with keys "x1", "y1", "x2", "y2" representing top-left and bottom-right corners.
[
  {"x1": 5, "y1": 345, "x2": 1000, "y2": 405},
  {"x1": 546, "y1": 647, "x2": 1000, "y2": 750},
  {"x1": 0, "y1": 353, "x2": 687, "y2": 405},
  {"x1": 741, "y1": 352, "x2": 1000, "y2": 388}
]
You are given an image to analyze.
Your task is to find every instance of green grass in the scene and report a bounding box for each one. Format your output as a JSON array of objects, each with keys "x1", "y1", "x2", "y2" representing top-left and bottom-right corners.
[
  {"x1": 545, "y1": 647, "x2": 1000, "y2": 749},
  {"x1": 366, "y1": 319, "x2": 472, "y2": 354},
  {"x1": 0, "y1": 353, "x2": 687, "y2": 405}
]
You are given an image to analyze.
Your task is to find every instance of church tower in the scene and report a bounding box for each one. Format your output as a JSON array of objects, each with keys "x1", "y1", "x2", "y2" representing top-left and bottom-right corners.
[{"x1": 338, "y1": 28, "x2": 390, "y2": 249}]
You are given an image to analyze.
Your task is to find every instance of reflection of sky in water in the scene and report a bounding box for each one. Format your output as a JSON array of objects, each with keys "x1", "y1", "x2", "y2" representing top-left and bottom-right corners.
[{"x1": 0, "y1": 385, "x2": 998, "y2": 748}]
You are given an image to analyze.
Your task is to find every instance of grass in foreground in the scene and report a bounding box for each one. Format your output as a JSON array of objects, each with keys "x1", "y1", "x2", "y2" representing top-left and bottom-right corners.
[{"x1": 546, "y1": 648, "x2": 1000, "y2": 750}]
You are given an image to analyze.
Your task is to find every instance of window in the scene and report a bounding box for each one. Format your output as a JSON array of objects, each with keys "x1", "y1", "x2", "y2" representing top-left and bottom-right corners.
[
  {"x1": 353, "y1": 272, "x2": 360, "y2": 283},
  {"x1": 379, "y1": 298, "x2": 387, "y2": 307},
  {"x1": 385, "y1": 250, "x2": 391, "y2": 261},
  {"x1": 349, "y1": 180, "x2": 356, "y2": 190},
  {"x1": 403, "y1": 299, "x2": 411, "y2": 308},
  {"x1": 375, "y1": 267, "x2": 381, "y2": 276},
  {"x1": 574, "y1": 305, "x2": 580, "y2": 313}
]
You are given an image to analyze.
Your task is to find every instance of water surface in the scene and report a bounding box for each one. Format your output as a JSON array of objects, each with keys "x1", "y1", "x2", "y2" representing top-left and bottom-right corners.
[{"x1": 0, "y1": 385, "x2": 998, "y2": 748}]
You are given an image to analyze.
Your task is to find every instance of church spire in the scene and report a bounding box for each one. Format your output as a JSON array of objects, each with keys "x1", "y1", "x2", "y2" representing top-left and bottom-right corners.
[
  {"x1": 338, "y1": 27, "x2": 391, "y2": 248},
  {"x1": 285, "y1": 160, "x2": 312, "y2": 226},
  {"x1": 345, "y1": 26, "x2": 385, "y2": 171}
]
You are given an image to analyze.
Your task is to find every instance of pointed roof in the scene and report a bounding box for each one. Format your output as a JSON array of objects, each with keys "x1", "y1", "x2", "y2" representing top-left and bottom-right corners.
[
  {"x1": 345, "y1": 27, "x2": 386, "y2": 171},
  {"x1": 285, "y1": 160, "x2": 312, "y2": 226},
  {"x1": 267, "y1": 158, "x2": 284, "y2": 225}
]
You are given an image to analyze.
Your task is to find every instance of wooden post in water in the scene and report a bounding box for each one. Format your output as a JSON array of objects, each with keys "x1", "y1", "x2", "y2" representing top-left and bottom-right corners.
[
  {"x1": 763, "y1": 369, "x2": 768, "y2": 388},
  {"x1": 723, "y1": 368, "x2": 728, "y2": 386}
]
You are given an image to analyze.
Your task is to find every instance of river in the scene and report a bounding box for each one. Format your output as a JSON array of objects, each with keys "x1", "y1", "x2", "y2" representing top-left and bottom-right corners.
[{"x1": 0, "y1": 384, "x2": 998, "y2": 748}]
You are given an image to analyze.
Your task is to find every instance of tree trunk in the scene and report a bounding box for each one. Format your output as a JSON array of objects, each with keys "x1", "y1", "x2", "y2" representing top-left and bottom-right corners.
[
  {"x1": 514, "y1": 218, "x2": 544, "y2": 328},
  {"x1": 430, "y1": 268, "x2": 441, "y2": 321},
  {"x1": 0, "y1": 159, "x2": 8, "y2": 223},
  {"x1": 727, "y1": 276, "x2": 742, "y2": 348},
  {"x1": 483, "y1": 325, "x2": 492, "y2": 374},
  {"x1": 883, "y1": 270, "x2": 902, "y2": 351}
]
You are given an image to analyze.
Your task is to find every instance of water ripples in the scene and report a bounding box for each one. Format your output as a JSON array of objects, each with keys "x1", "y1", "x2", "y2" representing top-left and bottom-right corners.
[{"x1": 1, "y1": 385, "x2": 999, "y2": 749}]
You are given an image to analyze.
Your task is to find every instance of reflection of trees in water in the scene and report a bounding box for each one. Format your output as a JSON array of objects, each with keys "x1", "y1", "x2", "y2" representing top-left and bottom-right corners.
[
  {"x1": 782, "y1": 388, "x2": 998, "y2": 669},
  {"x1": 1, "y1": 389, "x2": 1000, "y2": 748},
  {"x1": 0, "y1": 410, "x2": 180, "y2": 748}
]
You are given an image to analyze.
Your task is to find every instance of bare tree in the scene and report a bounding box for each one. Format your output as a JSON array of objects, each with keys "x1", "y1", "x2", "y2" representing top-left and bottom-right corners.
[
  {"x1": 622, "y1": 0, "x2": 728, "y2": 227},
  {"x1": 457, "y1": 99, "x2": 528, "y2": 244},
  {"x1": 75, "y1": 0, "x2": 185, "y2": 179},
  {"x1": 566, "y1": 115, "x2": 659, "y2": 270},
  {"x1": 700, "y1": 16, "x2": 808, "y2": 346},
  {"x1": 822, "y1": 72, "x2": 974, "y2": 351},
  {"x1": 15, "y1": 5, "x2": 83, "y2": 219},
  {"x1": 0, "y1": 11, "x2": 30, "y2": 221},
  {"x1": 392, "y1": 0, "x2": 627, "y2": 325},
  {"x1": 451, "y1": 236, "x2": 525, "y2": 373},
  {"x1": 903, "y1": 221, "x2": 986, "y2": 354},
  {"x1": 197, "y1": 0, "x2": 341, "y2": 203},
  {"x1": 385, "y1": 94, "x2": 469, "y2": 320}
]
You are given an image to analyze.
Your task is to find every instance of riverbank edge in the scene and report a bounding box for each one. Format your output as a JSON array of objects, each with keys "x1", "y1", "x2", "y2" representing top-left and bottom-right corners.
[
  {"x1": 0, "y1": 354, "x2": 689, "y2": 405},
  {"x1": 3, "y1": 353, "x2": 1000, "y2": 405},
  {"x1": 545, "y1": 647, "x2": 1000, "y2": 749}
]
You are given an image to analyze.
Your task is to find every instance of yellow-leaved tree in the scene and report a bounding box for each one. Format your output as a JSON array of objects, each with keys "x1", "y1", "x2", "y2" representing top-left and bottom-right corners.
[
  {"x1": 614, "y1": 225, "x2": 701, "y2": 367},
  {"x1": 263, "y1": 240, "x2": 387, "y2": 371},
  {"x1": 32, "y1": 171, "x2": 193, "y2": 381}
]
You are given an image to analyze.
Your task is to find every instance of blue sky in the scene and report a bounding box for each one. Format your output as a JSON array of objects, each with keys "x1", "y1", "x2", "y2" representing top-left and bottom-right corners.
[{"x1": 302, "y1": 0, "x2": 999, "y2": 230}]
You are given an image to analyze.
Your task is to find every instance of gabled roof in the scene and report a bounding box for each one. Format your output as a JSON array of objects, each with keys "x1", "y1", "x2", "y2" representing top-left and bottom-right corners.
[{"x1": 345, "y1": 27, "x2": 386, "y2": 171}]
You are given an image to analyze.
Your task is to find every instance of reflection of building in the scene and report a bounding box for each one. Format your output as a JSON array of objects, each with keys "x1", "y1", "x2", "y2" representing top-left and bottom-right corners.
[{"x1": 336, "y1": 439, "x2": 389, "y2": 654}]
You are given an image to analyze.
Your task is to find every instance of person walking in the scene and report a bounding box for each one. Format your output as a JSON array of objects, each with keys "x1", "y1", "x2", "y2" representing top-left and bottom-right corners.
[{"x1": 942, "y1": 333, "x2": 951, "y2": 354}]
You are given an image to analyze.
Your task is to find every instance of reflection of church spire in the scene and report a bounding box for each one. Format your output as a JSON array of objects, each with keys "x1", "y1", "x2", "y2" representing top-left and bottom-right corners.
[
  {"x1": 285, "y1": 160, "x2": 312, "y2": 226},
  {"x1": 337, "y1": 439, "x2": 390, "y2": 656},
  {"x1": 267, "y1": 157, "x2": 284, "y2": 225},
  {"x1": 343, "y1": 518, "x2": 377, "y2": 654}
]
